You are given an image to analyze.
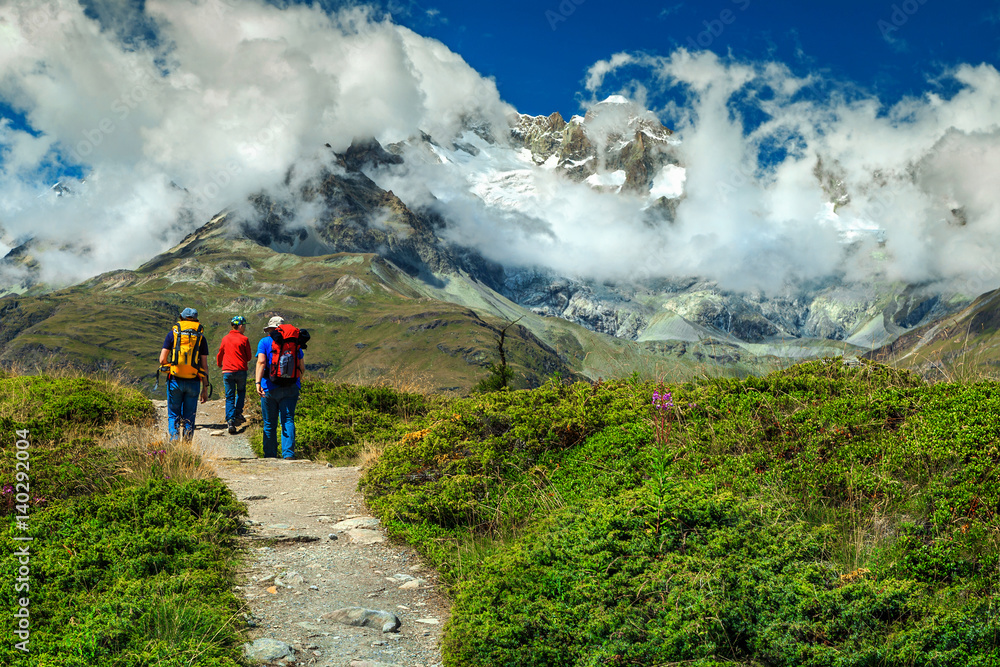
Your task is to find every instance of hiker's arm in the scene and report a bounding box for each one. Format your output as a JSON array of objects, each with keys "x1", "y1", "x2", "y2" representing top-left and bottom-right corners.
[
  {"x1": 199, "y1": 354, "x2": 210, "y2": 402},
  {"x1": 255, "y1": 352, "x2": 267, "y2": 397},
  {"x1": 158, "y1": 348, "x2": 169, "y2": 366},
  {"x1": 296, "y1": 355, "x2": 305, "y2": 381}
]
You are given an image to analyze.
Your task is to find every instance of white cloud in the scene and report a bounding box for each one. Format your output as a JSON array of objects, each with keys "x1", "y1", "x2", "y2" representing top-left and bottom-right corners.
[
  {"x1": 570, "y1": 49, "x2": 1000, "y2": 292},
  {"x1": 0, "y1": 0, "x2": 511, "y2": 284},
  {"x1": 1, "y1": 2, "x2": 999, "y2": 300}
]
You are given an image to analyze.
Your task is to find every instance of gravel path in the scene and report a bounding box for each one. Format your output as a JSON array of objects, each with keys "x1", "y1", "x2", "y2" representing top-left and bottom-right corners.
[{"x1": 153, "y1": 397, "x2": 450, "y2": 667}]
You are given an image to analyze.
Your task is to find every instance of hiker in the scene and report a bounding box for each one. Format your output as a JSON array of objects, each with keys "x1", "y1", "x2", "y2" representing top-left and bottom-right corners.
[
  {"x1": 217, "y1": 315, "x2": 253, "y2": 434},
  {"x1": 158, "y1": 307, "x2": 210, "y2": 441},
  {"x1": 255, "y1": 316, "x2": 309, "y2": 459}
]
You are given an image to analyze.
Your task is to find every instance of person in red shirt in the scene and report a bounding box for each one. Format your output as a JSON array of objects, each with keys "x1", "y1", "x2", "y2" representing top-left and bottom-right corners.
[{"x1": 217, "y1": 315, "x2": 253, "y2": 434}]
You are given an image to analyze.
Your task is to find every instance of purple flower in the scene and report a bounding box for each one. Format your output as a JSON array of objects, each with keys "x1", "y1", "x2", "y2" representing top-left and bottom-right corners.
[
  {"x1": 652, "y1": 391, "x2": 673, "y2": 409},
  {"x1": 2, "y1": 485, "x2": 13, "y2": 495}
]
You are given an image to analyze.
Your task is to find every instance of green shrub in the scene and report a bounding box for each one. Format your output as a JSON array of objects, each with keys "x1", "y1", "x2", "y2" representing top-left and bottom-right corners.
[
  {"x1": 0, "y1": 478, "x2": 245, "y2": 666},
  {"x1": 0, "y1": 375, "x2": 154, "y2": 446},
  {"x1": 285, "y1": 381, "x2": 432, "y2": 460},
  {"x1": 358, "y1": 359, "x2": 1000, "y2": 666},
  {"x1": 0, "y1": 375, "x2": 157, "y2": 512}
]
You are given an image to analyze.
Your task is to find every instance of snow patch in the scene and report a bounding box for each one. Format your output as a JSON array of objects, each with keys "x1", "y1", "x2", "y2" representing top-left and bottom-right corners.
[
  {"x1": 428, "y1": 144, "x2": 451, "y2": 164},
  {"x1": 562, "y1": 156, "x2": 595, "y2": 168},
  {"x1": 601, "y1": 95, "x2": 631, "y2": 105},
  {"x1": 585, "y1": 170, "x2": 627, "y2": 192},
  {"x1": 470, "y1": 169, "x2": 538, "y2": 212},
  {"x1": 649, "y1": 164, "x2": 686, "y2": 199}
]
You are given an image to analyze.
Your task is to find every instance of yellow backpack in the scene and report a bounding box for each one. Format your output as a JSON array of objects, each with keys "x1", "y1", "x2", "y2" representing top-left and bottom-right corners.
[{"x1": 169, "y1": 320, "x2": 205, "y2": 379}]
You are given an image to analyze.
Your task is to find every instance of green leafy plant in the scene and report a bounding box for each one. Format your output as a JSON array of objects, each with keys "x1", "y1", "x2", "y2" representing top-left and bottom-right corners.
[{"x1": 354, "y1": 358, "x2": 1000, "y2": 666}]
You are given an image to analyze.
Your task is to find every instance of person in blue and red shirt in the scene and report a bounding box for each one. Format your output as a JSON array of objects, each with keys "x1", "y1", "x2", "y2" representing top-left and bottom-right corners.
[
  {"x1": 254, "y1": 316, "x2": 305, "y2": 459},
  {"x1": 217, "y1": 315, "x2": 253, "y2": 434}
]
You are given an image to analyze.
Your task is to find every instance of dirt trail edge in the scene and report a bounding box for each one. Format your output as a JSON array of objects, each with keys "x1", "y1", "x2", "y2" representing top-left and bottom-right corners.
[{"x1": 153, "y1": 397, "x2": 450, "y2": 667}]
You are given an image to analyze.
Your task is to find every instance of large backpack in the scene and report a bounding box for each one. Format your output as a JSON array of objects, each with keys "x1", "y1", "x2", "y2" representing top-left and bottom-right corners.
[
  {"x1": 169, "y1": 320, "x2": 204, "y2": 380},
  {"x1": 268, "y1": 324, "x2": 309, "y2": 386}
]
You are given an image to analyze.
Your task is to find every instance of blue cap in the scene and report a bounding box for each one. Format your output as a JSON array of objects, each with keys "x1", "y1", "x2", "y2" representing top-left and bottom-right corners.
[
  {"x1": 180, "y1": 307, "x2": 198, "y2": 319},
  {"x1": 231, "y1": 315, "x2": 246, "y2": 326}
]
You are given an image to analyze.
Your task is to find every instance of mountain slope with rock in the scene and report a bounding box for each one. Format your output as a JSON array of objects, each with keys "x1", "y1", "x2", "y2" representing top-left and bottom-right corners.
[{"x1": 0, "y1": 99, "x2": 986, "y2": 383}]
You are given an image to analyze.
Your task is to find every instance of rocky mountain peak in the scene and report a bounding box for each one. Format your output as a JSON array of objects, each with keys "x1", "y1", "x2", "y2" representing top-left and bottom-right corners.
[
  {"x1": 508, "y1": 99, "x2": 680, "y2": 195},
  {"x1": 339, "y1": 137, "x2": 404, "y2": 172}
]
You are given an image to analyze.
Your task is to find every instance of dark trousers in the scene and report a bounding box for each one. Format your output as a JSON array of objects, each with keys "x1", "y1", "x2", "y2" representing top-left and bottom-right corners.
[{"x1": 223, "y1": 370, "x2": 248, "y2": 423}]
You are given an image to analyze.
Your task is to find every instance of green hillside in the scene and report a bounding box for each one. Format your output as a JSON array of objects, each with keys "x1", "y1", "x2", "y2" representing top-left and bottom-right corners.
[
  {"x1": 0, "y1": 216, "x2": 576, "y2": 393},
  {"x1": 874, "y1": 288, "x2": 1000, "y2": 382},
  {"x1": 0, "y1": 215, "x2": 763, "y2": 393}
]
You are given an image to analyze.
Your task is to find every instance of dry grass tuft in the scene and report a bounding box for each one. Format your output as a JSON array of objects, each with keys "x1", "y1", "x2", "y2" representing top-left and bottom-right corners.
[
  {"x1": 352, "y1": 363, "x2": 436, "y2": 396},
  {"x1": 100, "y1": 423, "x2": 216, "y2": 483},
  {"x1": 2, "y1": 354, "x2": 139, "y2": 387},
  {"x1": 354, "y1": 437, "x2": 389, "y2": 469}
]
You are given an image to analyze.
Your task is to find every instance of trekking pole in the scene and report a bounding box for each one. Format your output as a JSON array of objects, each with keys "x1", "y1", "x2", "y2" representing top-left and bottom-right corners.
[
  {"x1": 199, "y1": 368, "x2": 214, "y2": 399},
  {"x1": 153, "y1": 365, "x2": 170, "y2": 392}
]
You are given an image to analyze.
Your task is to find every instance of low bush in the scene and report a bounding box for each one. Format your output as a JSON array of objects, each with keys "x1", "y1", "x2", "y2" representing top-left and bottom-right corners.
[
  {"x1": 0, "y1": 479, "x2": 246, "y2": 666},
  {"x1": 0, "y1": 375, "x2": 157, "y2": 512},
  {"x1": 358, "y1": 359, "x2": 1000, "y2": 666},
  {"x1": 260, "y1": 380, "x2": 434, "y2": 462},
  {"x1": 0, "y1": 372, "x2": 246, "y2": 665}
]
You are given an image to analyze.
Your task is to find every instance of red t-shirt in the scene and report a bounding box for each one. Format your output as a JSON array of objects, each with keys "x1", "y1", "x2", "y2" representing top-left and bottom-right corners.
[{"x1": 216, "y1": 330, "x2": 253, "y2": 372}]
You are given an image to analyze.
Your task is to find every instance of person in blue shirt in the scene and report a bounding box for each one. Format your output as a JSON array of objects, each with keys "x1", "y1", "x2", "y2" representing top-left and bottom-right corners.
[{"x1": 254, "y1": 316, "x2": 304, "y2": 459}]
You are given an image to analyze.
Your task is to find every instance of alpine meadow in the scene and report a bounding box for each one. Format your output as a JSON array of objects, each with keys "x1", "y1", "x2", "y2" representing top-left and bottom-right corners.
[{"x1": 2, "y1": 1, "x2": 1000, "y2": 665}]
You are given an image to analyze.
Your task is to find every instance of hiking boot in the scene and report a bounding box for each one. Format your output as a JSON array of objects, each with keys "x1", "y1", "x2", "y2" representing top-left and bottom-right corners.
[
  {"x1": 234, "y1": 415, "x2": 247, "y2": 425},
  {"x1": 227, "y1": 421, "x2": 237, "y2": 435}
]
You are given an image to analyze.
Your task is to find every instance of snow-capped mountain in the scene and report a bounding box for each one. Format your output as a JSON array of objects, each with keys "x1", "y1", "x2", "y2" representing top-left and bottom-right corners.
[
  {"x1": 324, "y1": 97, "x2": 962, "y2": 356},
  {"x1": 0, "y1": 96, "x2": 974, "y2": 364}
]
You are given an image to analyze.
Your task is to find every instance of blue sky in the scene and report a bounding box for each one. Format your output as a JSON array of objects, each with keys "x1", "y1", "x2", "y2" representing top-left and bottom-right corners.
[{"x1": 380, "y1": 0, "x2": 1000, "y2": 118}]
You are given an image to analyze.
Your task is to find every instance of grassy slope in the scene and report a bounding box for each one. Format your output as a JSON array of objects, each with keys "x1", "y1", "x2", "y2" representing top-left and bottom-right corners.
[
  {"x1": 0, "y1": 215, "x2": 749, "y2": 392},
  {"x1": 874, "y1": 288, "x2": 1000, "y2": 382},
  {"x1": 0, "y1": 218, "x2": 582, "y2": 393},
  {"x1": 0, "y1": 371, "x2": 246, "y2": 666},
  {"x1": 359, "y1": 359, "x2": 1000, "y2": 666}
]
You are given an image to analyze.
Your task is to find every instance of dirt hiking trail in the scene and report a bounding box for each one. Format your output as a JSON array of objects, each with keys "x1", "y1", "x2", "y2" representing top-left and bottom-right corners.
[{"x1": 153, "y1": 396, "x2": 450, "y2": 667}]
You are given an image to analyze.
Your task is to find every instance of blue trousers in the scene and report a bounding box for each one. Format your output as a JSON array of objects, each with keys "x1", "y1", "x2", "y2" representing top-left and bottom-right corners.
[
  {"x1": 223, "y1": 370, "x2": 248, "y2": 423},
  {"x1": 167, "y1": 377, "x2": 201, "y2": 441},
  {"x1": 261, "y1": 384, "x2": 299, "y2": 459}
]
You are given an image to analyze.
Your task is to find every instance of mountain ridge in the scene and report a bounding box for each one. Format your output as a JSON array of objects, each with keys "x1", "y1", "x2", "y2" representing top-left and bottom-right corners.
[{"x1": 1, "y1": 100, "x2": 991, "y2": 382}]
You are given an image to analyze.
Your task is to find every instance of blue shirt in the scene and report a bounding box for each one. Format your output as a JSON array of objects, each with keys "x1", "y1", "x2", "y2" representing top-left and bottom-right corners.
[{"x1": 256, "y1": 337, "x2": 304, "y2": 391}]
